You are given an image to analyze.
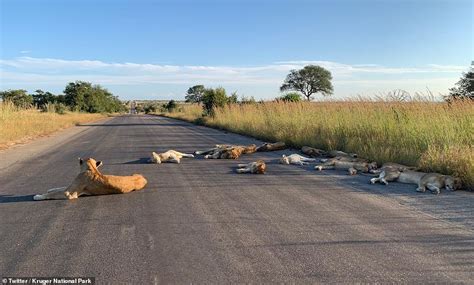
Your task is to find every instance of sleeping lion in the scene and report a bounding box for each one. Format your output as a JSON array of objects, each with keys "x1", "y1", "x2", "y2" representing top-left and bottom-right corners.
[
  {"x1": 195, "y1": 144, "x2": 257, "y2": 159},
  {"x1": 236, "y1": 160, "x2": 266, "y2": 174},
  {"x1": 33, "y1": 158, "x2": 147, "y2": 200},
  {"x1": 150, "y1": 150, "x2": 194, "y2": 164}
]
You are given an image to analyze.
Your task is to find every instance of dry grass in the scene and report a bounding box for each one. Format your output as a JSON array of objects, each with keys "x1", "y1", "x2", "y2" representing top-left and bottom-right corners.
[
  {"x1": 165, "y1": 100, "x2": 474, "y2": 190},
  {"x1": 0, "y1": 102, "x2": 106, "y2": 149}
]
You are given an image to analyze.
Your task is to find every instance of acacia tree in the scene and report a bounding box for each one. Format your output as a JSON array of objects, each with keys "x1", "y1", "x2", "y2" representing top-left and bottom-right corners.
[
  {"x1": 185, "y1": 85, "x2": 206, "y2": 103},
  {"x1": 0, "y1": 89, "x2": 33, "y2": 108},
  {"x1": 280, "y1": 65, "x2": 333, "y2": 101},
  {"x1": 448, "y1": 70, "x2": 474, "y2": 100}
]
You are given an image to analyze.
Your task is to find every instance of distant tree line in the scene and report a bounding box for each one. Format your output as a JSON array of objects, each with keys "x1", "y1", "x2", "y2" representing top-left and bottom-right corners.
[
  {"x1": 185, "y1": 85, "x2": 257, "y2": 116},
  {"x1": 0, "y1": 81, "x2": 127, "y2": 113}
]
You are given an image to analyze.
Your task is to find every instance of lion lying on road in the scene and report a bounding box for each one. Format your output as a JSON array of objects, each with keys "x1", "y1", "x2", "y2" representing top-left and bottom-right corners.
[
  {"x1": 279, "y1": 154, "x2": 316, "y2": 166},
  {"x1": 315, "y1": 158, "x2": 377, "y2": 174},
  {"x1": 150, "y1": 150, "x2": 194, "y2": 164},
  {"x1": 369, "y1": 162, "x2": 416, "y2": 174},
  {"x1": 33, "y1": 158, "x2": 147, "y2": 200},
  {"x1": 301, "y1": 146, "x2": 359, "y2": 159},
  {"x1": 370, "y1": 166, "x2": 461, "y2": 194},
  {"x1": 195, "y1": 144, "x2": 257, "y2": 159},
  {"x1": 236, "y1": 160, "x2": 266, "y2": 174},
  {"x1": 256, "y1": 142, "x2": 286, "y2": 152}
]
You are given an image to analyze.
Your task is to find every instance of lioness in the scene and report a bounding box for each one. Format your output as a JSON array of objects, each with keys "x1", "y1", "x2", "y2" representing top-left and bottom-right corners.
[
  {"x1": 195, "y1": 144, "x2": 257, "y2": 159},
  {"x1": 33, "y1": 158, "x2": 147, "y2": 200},
  {"x1": 315, "y1": 159, "x2": 377, "y2": 174},
  {"x1": 370, "y1": 168, "x2": 461, "y2": 194},
  {"x1": 301, "y1": 146, "x2": 326, "y2": 157},
  {"x1": 279, "y1": 154, "x2": 316, "y2": 166},
  {"x1": 326, "y1": 150, "x2": 358, "y2": 158},
  {"x1": 236, "y1": 160, "x2": 266, "y2": 174},
  {"x1": 150, "y1": 150, "x2": 194, "y2": 164},
  {"x1": 256, "y1": 142, "x2": 287, "y2": 152},
  {"x1": 369, "y1": 162, "x2": 416, "y2": 174}
]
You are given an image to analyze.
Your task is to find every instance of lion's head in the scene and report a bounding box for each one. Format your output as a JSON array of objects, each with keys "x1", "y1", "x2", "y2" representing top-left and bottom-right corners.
[
  {"x1": 150, "y1": 152, "x2": 162, "y2": 164},
  {"x1": 445, "y1": 176, "x2": 462, "y2": 191},
  {"x1": 279, "y1": 155, "x2": 290, "y2": 165},
  {"x1": 79, "y1": 157, "x2": 103, "y2": 172}
]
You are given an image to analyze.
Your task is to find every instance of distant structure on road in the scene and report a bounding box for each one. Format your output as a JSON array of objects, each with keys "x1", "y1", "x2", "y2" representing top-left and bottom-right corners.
[{"x1": 130, "y1": 101, "x2": 137, "y2": 114}]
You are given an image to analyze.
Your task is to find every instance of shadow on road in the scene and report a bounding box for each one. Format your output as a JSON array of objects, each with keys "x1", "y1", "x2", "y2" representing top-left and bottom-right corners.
[
  {"x1": 122, "y1": 158, "x2": 151, "y2": 164},
  {"x1": 0, "y1": 194, "x2": 35, "y2": 203}
]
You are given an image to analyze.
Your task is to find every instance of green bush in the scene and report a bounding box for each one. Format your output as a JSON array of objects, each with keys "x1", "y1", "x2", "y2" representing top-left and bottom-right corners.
[
  {"x1": 0, "y1": 89, "x2": 33, "y2": 108},
  {"x1": 278, "y1": 92, "x2": 302, "y2": 102},
  {"x1": 201, "y1": 87, "x2": 228, "y2": 116},
  {"x1": 144, "y1": 104, "x2": 158, "y2": 114}
]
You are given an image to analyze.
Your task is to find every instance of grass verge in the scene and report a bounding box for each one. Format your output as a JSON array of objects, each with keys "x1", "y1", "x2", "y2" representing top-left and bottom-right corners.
[{"x1": 0, "y1": 102, "x2": 107, "y2": 149}]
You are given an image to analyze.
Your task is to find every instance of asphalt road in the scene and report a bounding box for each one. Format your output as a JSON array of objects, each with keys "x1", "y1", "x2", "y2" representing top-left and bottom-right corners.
[{"x1": 1, "y1": 115, "x2": 473, "y2": 283}]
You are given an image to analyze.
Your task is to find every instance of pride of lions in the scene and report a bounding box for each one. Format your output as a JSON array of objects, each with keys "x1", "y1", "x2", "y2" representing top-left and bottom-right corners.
[{"x1": 33, "y1": 141, "x2": 463, "y2": 201}]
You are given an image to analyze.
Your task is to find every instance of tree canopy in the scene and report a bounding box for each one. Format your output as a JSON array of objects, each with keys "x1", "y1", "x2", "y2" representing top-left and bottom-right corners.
[
  {"x1": 64, "y1": 81, "x2": 126, "y2": 113},
  {"x1": 280, "y1": 65, "x2": 333, "y2": 101},
  {"x1": 0, "y1": 89, "x2": 33, "y2": 108},
  {"x1": 185, "y1": 85, "x2": 206, "y2": 103},
  {"x1": 448, "y1": 71, "x2": 474, "y2": 100}
]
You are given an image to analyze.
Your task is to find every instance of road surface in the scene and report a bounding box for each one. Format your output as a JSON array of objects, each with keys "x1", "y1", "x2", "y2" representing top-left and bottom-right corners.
[{"x1": 1, "y1": 115, "x2": 473, "y2": 283}]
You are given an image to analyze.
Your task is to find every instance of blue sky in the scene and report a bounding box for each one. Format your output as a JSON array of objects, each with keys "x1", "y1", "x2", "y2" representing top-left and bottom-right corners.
[{"x1": 0, "y1": 0, "x2": 472, "y2": 100}]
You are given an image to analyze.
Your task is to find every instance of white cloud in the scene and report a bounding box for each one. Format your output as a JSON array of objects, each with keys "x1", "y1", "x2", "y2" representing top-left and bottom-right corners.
[{"x1": 0, "y1": 56, "x2": 468, "y2": 98}]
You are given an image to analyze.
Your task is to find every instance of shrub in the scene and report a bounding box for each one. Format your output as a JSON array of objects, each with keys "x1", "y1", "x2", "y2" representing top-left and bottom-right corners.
[
  {"x1": 144, "y1": 104, "x2": 158, "y2": 114},
  {"x1": 278, "y1": 92, "x2": 302, "y2": 102},
  {"x1": 201, "y1": 87, "x2": 228, "y2": 116}
]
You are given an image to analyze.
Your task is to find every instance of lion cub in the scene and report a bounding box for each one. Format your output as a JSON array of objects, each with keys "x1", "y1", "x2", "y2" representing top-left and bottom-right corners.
[
  {"x1": 279, "y1": 154, "x2": 316, "y2": 166},
  {"x1": 34, "y1": 158, "x2": 147, "y2": 200},
  {"x1": 236, "y1": 160, "x2": 266, "y2": 174},
  {"x1": 150, "y1": 150, "x2": 194, "y2": 164}
]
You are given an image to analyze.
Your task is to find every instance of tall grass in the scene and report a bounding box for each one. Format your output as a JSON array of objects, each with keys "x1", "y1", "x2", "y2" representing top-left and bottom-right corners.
[
  {"x1": 0, "y1": 102, "x2": 106, "y2": 149},
  {"x1": 165, "y1": 100, "x2": 474, "y2": 190}
]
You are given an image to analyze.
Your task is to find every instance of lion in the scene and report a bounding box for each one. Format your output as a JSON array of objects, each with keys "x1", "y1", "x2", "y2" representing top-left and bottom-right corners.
[
  {"x1": 279, "y1": 154, "x2": 317, "y2": 166},
  {"x1": 236, "y1": 160, "x2": 266, "y2": 174},
  {"x1": 256, "y1": 142, "x2": 287, "y2": 152},
  {"x1": 301, "y1": 146, "x2": 327, "y2": 157},
  {"x1": 33, "y1": 158, "x2": 147, "y2": 200},
  {"x1": 315, "y1": 159, "x2": 377, "y2": 174},
  {"x1": 150, "y1": 150, "x2": 194, "y2": 164},
  {"x1": 416, "y1": 173, "x2": 462, "y2": 194},
  {"x1": 370, "y1": 168, "x2": 462, "y2": 194},
  {"x1": 195, "y1": 144, "x2": 257, "y2": 159},
  {"x1": 369, "y1": 162, "x2": 416, "y2": 174},
  {"x1": 326, "y1": 150, "x2": 358, "y2": 158}
]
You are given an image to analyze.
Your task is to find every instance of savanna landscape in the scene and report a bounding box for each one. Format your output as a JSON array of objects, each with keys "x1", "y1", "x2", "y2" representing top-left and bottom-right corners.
[{"x1": 1, "y1": 0, "x2": 473, "y2": 283}]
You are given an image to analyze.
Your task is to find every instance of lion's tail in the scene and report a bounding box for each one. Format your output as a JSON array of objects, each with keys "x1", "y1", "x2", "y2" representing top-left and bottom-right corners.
[{"x1": 132, "y1": 174, "x2": 148, "y2": 190}]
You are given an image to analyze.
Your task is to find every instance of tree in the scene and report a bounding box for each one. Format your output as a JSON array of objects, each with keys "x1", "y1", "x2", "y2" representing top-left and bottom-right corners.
[
  {"x1": 280, "y1": 65, "x2": 333, "y2": 101},
  {"x1": 0, "y1": 89, "x2": 33, "y2": 108},
  {"x1": 164, "y1": 100, "x2": 177, "y2": 112},
  {"x1": 63, "y1": 81, "x2": 126, "y2": 113},
  {"x1": 185, "y1": 85, "x2": 206, "y2": 103},
  {"x1": 201, "y1": 87, "x2": 228, "y2": 116},
  {"x1": 228, "y1": 91, "x2": 238, "y2": 104},
  {"x1": 278, "y1": 92, "x2": 302, "y2": 102},
  {"x1": 32, "y1": 89, "x2": 59, "y2": 107},
  {"x1": 447, "y1": 70, "x2": 474, "y2": 100}
]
